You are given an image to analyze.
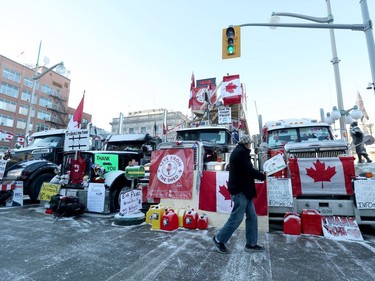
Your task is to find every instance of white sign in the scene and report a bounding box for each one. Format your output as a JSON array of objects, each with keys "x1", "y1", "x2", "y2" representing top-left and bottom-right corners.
[
  {"x1": 218, "y1": 107, "x2": 231, "y2": 124},
  {"x1": 263, "y1": 154, "x2": 287, "y2": 176},
  {"x1": 354, "y1": 180, "x2": 375, "y2": 209},
  {"x1": 87, "y1": 183, "x2": 105, "y2": 213},
  {"x1": 4, "y1": 181, "x2": 23, "y2": 207},
  {"x1": 120, "y1": 189, "x2": 142, "y2": 215},
  {"x1": 267, "y1": 177, "x2": 293, "y2": 207},
  {"x1": 322, "y1": 216, "x2": 363, "y2": 241},
  {"x1": 0, "y1": 160, "x2": 7, "y2": 180},
  {"x1": 64, "y1": 129, "x2": 90, "y2": 152}
]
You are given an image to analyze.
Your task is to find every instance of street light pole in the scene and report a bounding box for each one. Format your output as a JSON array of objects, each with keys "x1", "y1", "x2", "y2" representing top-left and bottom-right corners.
[
  {"x1": 272, "y1": 0, "x2": 347, "y2": 140},
  {"x1": 24, "y1": 42, "x2": 66, "y2": 146}
]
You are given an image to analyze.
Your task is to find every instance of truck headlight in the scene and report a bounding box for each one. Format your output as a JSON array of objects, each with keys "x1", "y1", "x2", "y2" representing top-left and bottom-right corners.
[{"x1": 6, "y1": 168, "x2": 23, "y2": 179}]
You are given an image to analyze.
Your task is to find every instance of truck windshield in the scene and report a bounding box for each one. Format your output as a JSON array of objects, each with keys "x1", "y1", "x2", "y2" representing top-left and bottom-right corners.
[
  {"x1": 268, "y1": 126, "x2": 332, "y2": 148},
  {"x1": 29, "y1": 135, "x2": 64, "y2": 148},
  {"x1": 177, "y1": 130, "x2": 228, "y2": 145}
]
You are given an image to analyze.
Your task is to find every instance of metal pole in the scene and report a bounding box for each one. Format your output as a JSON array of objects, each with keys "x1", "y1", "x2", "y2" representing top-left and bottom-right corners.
[
  {"x1": 326, "y1": 0, "x2": 346, "y2": 140},
  {"x1": 25, "y1": 41, "x2": 42, "y2": 143},
  {"x1": 360, "y1": 0, "x2": 375, "y2": 95}
]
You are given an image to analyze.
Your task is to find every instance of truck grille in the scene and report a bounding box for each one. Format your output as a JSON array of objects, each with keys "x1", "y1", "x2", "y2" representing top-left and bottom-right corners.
[{"x1": 289, "y1": 150, "x2": 346, "y2": 159}]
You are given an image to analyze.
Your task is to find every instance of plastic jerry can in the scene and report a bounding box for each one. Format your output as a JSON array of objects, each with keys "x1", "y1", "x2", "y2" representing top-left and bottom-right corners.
[
  {"x1": 146, "y1": 205, "x2": 158, "y2": 224},
  {"x1": 161, "y1": 209, "x2": 179, "y2": 231},
  {"x1": 301, "y1": 209, "x2": 323, "y2": 236},
  {"x1": 283, "y1": 212, "x2": 301, "y2": 235},
  {"x1": 176, "y1": 207, "x2": 186, "y2": 227},
  {"x1": 183, "y1": 209, "x2": 198, "y2": 229},
  {"x1": 197, "y1": 213, "x2": 208, "y2": 230},
  {"x1": 151, "y1": 204, "x2": 165, "y2": 230}
]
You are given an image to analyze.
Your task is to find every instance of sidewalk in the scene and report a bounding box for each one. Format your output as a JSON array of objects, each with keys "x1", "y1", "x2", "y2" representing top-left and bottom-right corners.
[{"x1": 1, "y1": 205, "x2": 375, "y2": 281}]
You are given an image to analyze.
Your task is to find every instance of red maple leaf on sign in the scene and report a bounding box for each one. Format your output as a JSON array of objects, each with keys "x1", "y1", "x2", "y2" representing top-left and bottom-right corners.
[
  {"x1": 306, "y1": 160, "x2": 337, "y2": 189},
  {"x1": 225, "y1": 82, "x2": 238, "y2": 94}
]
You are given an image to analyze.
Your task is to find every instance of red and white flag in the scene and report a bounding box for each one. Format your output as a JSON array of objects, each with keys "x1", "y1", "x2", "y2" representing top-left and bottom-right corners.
[
  {"x1": 188, "y1": 72, "x2": 195, "y2": 108},
  {"x1": 199, "y1": 171, "x2": 233, "y2": 214},
  {"x1": 68, "y1": 94, "x2": 85, "y2": 130},
  {"x1": 17, "y1": 136, "x2": 25, "y2": 145},
  {"x1": 5, "y1": 132, "x2": 14, "y2": 141},
  {"x1": 221, "y1": 74, "x2": 242, "y2": 106},
  {"x1": 288, "y1": 157, "x2": 356, "y2": 196}
]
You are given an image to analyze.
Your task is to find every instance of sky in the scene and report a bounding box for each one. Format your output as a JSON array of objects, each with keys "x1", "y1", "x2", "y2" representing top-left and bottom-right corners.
[{"x1": 1, "y1": 0, "x2": 375, "y2": 135}]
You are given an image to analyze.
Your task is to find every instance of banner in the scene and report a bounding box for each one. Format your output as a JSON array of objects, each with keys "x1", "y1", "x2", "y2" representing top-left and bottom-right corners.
[
  {"x1": 322, "y1": 216, "x2": 363, "y2": 241},
  {"x1": 190, "y1": 86, "x2": 217, "y2": 111},
  {"x1": 147, "y1": 148, "x2": 194, "y2": 199},
  {"x1": 288, "y1": 157, "x2": 355, "y2": 196},
  {"x1": 198, "y1": 170, "x2": 267, "y2": 215}
]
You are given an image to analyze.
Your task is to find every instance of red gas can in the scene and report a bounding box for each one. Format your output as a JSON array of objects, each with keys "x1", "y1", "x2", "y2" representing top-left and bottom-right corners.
[
  {"x1": 161, "y1": 209, "x2": 179, "y2": 231},
  {"x1": 183, "y1": 209, "x2": 198, "y2": 229},
  {"x1": 197, "y1": 213, "x2": 208, "y2": 230},
  {"x1": 301, "y1": 209, "x2": 323, "y2": 236},
  {"x1": 283, "y1": 212, "x2": 301, "y2": 235}
]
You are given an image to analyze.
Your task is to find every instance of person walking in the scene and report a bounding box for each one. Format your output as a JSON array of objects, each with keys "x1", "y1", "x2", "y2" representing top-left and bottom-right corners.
[
  {"x1": 213, "y1": 134, "x2": 266, "y2": 254},
  {"x1": 350, "y1": 122, "x2": 372, "y2": 163}
]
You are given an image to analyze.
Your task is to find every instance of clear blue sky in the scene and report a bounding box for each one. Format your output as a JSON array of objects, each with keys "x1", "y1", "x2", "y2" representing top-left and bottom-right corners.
[{"x1": 1, "y1": 0, "x2": 374, "y2": 135}]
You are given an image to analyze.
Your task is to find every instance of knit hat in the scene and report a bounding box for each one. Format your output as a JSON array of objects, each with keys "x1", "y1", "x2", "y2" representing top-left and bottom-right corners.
[{"x1": 238, "y1": 134, "x2": 251, "y2": 144}]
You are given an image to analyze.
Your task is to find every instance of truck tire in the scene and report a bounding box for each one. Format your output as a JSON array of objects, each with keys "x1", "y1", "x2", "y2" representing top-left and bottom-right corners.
[{"x1": 29, "y1": 173, "x2": 55, "y2": 202}]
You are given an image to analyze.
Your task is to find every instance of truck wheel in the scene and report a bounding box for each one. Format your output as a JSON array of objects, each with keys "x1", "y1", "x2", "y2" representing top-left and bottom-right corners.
[
  {"x1": 110, "y1": 186, "x2": 130, "y2": 213},
  {"x1": 29, "y1": 173, "x2": 55, "y2": 202}
]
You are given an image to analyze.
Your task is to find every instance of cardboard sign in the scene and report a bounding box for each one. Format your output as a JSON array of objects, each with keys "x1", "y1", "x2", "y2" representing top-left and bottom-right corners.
[
  {"x1": 38, "y1": 182, "x2": 61, "y2": 201},
  {"x1": 120, "y1": 189, "x2": 142, "y2": 215},
  {"x1": 87, "y1": 183, "x2": 105, "y2": 213},
  {"x1": 267, "y1": 177, "x2": 293, "y2": 207},
  {"x1": 322, "y1": 216, "x2": 363, "y2": 241},
  {"x1": 0, "y1": 160, "x2": 7, "y2": 180},
  {"x1": 263, "y1": 154, "x2": 287, "y2": 176},
  {"x1": 354, "y1": 180, "x2": 375, "y2": 209}
]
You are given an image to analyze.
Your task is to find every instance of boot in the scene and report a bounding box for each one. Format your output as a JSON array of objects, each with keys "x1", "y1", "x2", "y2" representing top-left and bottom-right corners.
[{"x1": 363, "y1": 153, "x2": 372, "y2": 163}]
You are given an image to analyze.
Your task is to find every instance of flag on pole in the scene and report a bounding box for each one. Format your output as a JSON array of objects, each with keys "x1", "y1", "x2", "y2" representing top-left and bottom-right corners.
[
  {"x1": 188, "y1": 72, "x2": 195, "y2": 108},
  {"x1": 68, "y1": 93, "x2": 85, "y2": 130},
  {"x1": 221, "y1": 74, "x2": 242, "y2": 106}
]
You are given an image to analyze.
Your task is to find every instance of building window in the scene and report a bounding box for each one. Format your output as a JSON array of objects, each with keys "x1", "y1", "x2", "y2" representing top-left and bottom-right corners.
[
  {"x1": 16, "y1": 119, "x2": 26, "y2": 129},
  {"x1": 18, "y1": 105, "x2": 28, "y2": 115},
  {"x1": 41, "y1": 84, "x2": 54, "y2": 95},
  {"x1": 0, "y1": 114, "x2": 14, "y2": 127},
  {"x1": 141, "y1": 127, "x2": 146, "y2": 133},
  {"x1": 129, "y1": 128, "x2": 135, "y2": 134},
  {"x1": 0, "y1": 82, "x2": 19, "y2": 98},
  {"x1": 39, "y1": 96, "x2": 53, "y2": 108},
  {"x1": 21, "y1": 90, "x2": 37, "y2": 104},
  {"x1": 37, "y1": 110, "x2": 51, "y2": 121},
  {"x1": 23, "y1": 77, "x2": 34, "y2": 88},
  {"x1": 36, "y1": 123, "x2": 49, "y2": 132},
  {"x1": 0, "y1": 99, "x2": 16, "y2": 112},
  {"x1": 2, "y1": 68, "x2": 21, "y2": 83}
]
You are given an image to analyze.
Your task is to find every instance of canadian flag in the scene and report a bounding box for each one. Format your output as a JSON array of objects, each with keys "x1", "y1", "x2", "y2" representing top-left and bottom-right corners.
[
  {"x1": 288, "y1": 157, "x2": 356, "y2": 196},
  {"x1": 68, "y1": 94, "x2": 84, "y2": 130},
  {"x1": 199, "y1": 171, "x2": 268, "y2": 215},
  {"x1": 5, "y1": 132, "x2": 14, "y2": 141},
  {"x1": 188, "y1": 72, "x2": 195, "y2": 108},
  {"x1": 221, "y1": 74, "x2": 242, "y2": 106},
  {"x1": 17, "y1": 136, "x2": 25, "y2": 145}
]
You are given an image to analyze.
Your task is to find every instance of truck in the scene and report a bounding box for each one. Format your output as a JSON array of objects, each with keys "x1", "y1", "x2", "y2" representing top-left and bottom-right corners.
[{"x1": 255, "y1": 118, "x2": 375, "y2": 225}]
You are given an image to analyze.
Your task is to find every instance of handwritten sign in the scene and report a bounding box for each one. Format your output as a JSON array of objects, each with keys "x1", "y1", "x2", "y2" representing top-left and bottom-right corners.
[
  {"x1": 64, "y1": 129, "x2": 90, "y2": 152},
  {"x1": 87, "y1": 183, "x2": 105, "y2": 213},
  {"x1": 354, "y1": 180, "x2": 375, "y2": 209},
  {"x1": 322, "y1": 216, "x2": 363, "y2": 241},
  {"x1": 38, "y1": 182, "x2": 60, "y2": 201},
  {"x1": 218, "y1": 107, "x2": 231, "y2": 124},
  {"x1": 120, "y1": 189, "x2": 142, "y2": 215},
  {"x1": 267, "y1": 177, "x2": 293, "y2": 207},
  {"x1": 0, "y1": 160, "x2": 8, "y2": 179},
  {"x1": 95, "y1": 154, "x2": 119, "y2": 172},
  {"x1": 263, "y1": 154, "x2": 287, "y2": 176}
]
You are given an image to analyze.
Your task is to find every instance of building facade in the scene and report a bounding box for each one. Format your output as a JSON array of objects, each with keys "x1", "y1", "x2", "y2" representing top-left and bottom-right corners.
[
  {"x1": 110, "y1": 109, "x2": 190, "y2": 140},
  {"x1": 0, "y1": 55, "x2": 92, "y2": 150}
]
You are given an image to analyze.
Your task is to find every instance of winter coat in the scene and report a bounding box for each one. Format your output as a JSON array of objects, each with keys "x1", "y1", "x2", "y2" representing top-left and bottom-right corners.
[{"x1": 228, "y1": 143, "x2": 266, "y2": 199}]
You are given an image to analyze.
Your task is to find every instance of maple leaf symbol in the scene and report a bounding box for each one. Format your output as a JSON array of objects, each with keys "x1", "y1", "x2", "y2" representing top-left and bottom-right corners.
[
  {"x1": 219, "y1": 181, "x2": 233, "y2": 207},
  {"x1": 225, "y1": 82, "x2": 237, "y2": 94},
  {"x1": 305, "y1": 160, "x2": 336, "y2": 189}
]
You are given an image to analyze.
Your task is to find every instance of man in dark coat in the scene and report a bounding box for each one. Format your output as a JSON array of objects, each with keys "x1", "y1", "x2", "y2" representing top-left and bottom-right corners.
[
  {"x1": 350, "y1": 122, "x2": 372, "y2": 163},
  {"x1": 213, "y1": 134, "x2": 266, "y2": 253}
]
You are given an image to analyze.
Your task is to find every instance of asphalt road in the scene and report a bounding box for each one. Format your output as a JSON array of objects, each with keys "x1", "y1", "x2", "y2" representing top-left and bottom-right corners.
[{"x1": 1, "y1": 204, "x2": 375, "y2": 281}]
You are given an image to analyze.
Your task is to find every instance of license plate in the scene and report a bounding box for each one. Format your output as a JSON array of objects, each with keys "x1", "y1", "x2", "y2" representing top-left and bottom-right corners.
[{"x1": 319, "y1": 208, "x2": 333, "y2": 215}]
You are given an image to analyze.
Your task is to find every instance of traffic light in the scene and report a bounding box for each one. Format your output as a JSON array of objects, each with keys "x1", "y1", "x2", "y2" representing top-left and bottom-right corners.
[{"x1": 222, "y1": 26, "x2": 241, "y2": 59}]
